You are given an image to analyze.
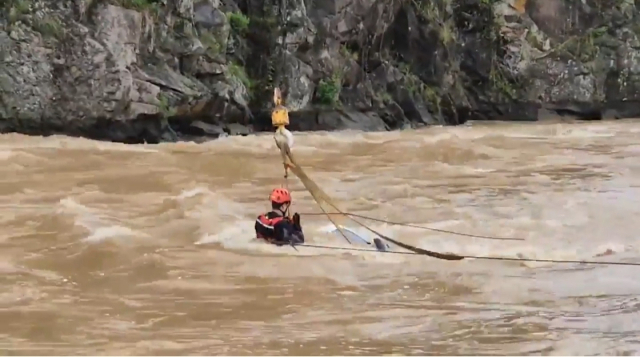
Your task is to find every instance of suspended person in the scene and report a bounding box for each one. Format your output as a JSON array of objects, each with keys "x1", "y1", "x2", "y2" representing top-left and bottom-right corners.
[{"x1": 255, "y1": 188, "x2": 305, "y2": 246}]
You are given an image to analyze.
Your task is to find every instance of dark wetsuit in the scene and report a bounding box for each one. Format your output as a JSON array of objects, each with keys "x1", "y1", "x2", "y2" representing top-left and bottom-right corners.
[{"x1": 255, "y1": 211, "x2": 305, "y2": 245}]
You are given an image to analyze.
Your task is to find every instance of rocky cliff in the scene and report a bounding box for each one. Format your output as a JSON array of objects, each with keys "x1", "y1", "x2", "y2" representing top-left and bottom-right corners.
[{"x1": 1, "y1": 0, "x2": 639, "y2": 143}]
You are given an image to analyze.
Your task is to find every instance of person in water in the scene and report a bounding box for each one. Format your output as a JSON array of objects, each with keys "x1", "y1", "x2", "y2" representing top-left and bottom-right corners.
[{"x1": 255, "y1": 188, "x2": 305, "y2": 245}]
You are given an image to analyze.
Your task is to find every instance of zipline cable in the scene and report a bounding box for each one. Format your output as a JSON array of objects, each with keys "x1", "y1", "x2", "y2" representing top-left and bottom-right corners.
[
  {"x1": 296, "y1": 243, "x2": 640, "y2": 267},
  {"x1": 300, "y1": 212, "x2": 525, "y2": 241}
]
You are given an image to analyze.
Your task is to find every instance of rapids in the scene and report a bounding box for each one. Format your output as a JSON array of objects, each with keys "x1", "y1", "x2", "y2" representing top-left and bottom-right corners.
[{"x1": 1, "y1": 120, "x2": 640, "y2": 354}]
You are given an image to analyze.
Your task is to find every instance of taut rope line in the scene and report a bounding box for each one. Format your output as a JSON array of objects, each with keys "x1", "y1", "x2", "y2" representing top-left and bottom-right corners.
[
  {"x1": 299, "y1": 212, "x2": 525, "y2": 241},
  {"x1": 270, "y1": 88, "x2": 352, "y2": 244}
]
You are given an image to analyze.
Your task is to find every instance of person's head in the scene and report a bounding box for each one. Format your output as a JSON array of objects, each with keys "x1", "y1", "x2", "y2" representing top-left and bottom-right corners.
[{"x1": 270, "y1": 188, "x2": 291, "y2": 213}]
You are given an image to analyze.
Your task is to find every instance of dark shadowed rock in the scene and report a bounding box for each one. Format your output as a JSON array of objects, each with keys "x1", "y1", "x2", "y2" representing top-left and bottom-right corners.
[
  {"x1": 317, "y1": 110, "x2": 388, "y2": 131},
  {"x1": 187, "y1": 120, "x2": 227, "y2": 137},
  {"x1": 283, "y1": 109, "x2": 388, "y2": 132}
]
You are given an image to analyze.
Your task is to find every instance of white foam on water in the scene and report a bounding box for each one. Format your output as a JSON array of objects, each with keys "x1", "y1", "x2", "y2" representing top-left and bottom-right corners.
[
  {"x1": 85, "y1": 226, "x2": 142, "y2": 243},
  {"x1": 186, "y1": 175, "x2": 639, "y2": 272},
  {"x1": 318, "y1": 223, "x2": 372, "y2": 243},
  {"x1": 0, "y1": 150, "x2": 14, "y2": 160},
  {"x1": 197, "y1": 129, "x2": 408, "y2": 157},
  {"x1": 170, "y1": 186, "x2": 249, "y2": 238},
  {"x1": 194, "y1": 212, "x2": 411, "y2": 264},
  {"x1": 57, "y1": 197, "x2": 147, "y2": 243},
  {"x1": 3, "y1": 121, "x2": 640, "y2": 354}
]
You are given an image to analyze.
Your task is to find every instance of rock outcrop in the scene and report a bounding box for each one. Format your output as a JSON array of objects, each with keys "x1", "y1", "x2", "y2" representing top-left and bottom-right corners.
[{"x1": 1, "y1": 0, "x2": 639, "y2": 143}]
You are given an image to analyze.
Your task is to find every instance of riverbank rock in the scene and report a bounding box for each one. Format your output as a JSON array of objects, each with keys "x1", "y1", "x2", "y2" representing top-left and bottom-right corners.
[{"x1": 1, "y1": 0, "x2": 640, "y2": 143}]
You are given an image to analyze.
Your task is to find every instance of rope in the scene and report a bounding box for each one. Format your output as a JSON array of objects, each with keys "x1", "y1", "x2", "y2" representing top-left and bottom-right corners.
[
  {"x1": 299, "y1": 212, "x2": 525, "y2": 241},
  {"x1": 285, "y1": 164, "x2": 353, "y2": 245},
  {"x1": 295, "y1": 243, "x2": 640, "y2": 267}
]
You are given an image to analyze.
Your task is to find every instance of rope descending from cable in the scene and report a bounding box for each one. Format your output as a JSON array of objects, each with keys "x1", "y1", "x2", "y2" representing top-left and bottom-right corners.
[
  {"x1": 295, "y1": 243, "x2": 640, "y2": 267},
  {"x1": 299, "y1": 212, "x2": 526, "y2": 241},
  {"x1": 271, "y1": 88, "x2": 353, "y2": 245}
]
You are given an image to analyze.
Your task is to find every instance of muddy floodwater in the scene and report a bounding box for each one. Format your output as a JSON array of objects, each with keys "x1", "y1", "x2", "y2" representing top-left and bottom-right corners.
[{"x1": 1, "y1": 120, "x2": 640, "y2": 355}]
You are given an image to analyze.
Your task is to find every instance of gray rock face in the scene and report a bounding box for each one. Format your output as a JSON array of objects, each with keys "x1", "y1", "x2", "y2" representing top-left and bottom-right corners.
[{"x1": 1, "y1": 0, "x2": 640, "y2": 143}]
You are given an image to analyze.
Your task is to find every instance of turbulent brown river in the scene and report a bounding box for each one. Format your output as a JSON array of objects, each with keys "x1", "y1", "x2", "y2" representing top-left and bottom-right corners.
[{"x1": 1, "y1": 120, "x2": 640, "y2": 355}]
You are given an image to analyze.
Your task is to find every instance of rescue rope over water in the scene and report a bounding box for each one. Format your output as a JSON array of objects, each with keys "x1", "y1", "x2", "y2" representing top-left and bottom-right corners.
[
  {"x1": 295, "y1": 243, "x2": 640, "y2": 267},
  {"x1": 299, "y1": 212, "x2": 525, "y2": 241},
  {"x1": 267, "y1": 87, "x2": 639, "y2": 265},
  {"x1": 270, "y1": 87, "x2": 469, "y2": 260},
  {"x1": 271, "y1": 88, "x2": 354, "y2": 245}
]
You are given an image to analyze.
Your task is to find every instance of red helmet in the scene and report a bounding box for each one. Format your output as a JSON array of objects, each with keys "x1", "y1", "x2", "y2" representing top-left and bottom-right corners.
[{"x1": 270, "y1": 188, "x2": 291, "y2": 204}]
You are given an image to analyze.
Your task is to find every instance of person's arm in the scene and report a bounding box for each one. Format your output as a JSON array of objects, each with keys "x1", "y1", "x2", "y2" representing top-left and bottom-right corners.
[
  {"x1": 273, "y1": 217, "x2": 304, "y2": 244},
  {"x1": 255, "y1": 215, "x2": 275, "y2": 239},
  {"x1": 291, "y1": 213, "x2": 304, "y2": 243}
]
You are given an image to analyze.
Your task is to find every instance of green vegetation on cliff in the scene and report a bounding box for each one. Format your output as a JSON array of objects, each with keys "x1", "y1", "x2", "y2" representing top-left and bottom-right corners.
[{"x1": 1, "y1": 0, "x2": 640, "y2": 143}]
